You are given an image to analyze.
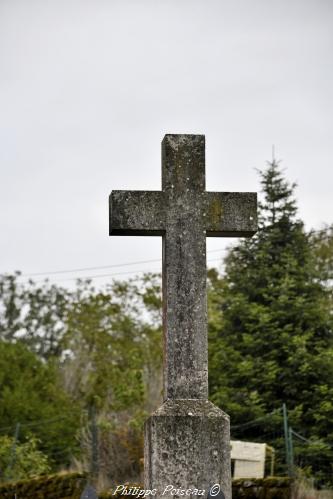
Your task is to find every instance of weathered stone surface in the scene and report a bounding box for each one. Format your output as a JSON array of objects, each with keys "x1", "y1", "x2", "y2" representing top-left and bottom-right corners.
[
  {"x1": 109, "y1": 134, "x2": 257, "y2": 499},
  {"x1": 144, "y1": 400, "x2": 231, "y2": 499},
  {"x1": 109, "y1": 134, "x2": 257, "y2": 400},
  {"x1": 109, "y1": 191, "x2": 165, "y2": 236},
  {"x1": 206, "y1": 192, "x2": 257, "y2": 237}
]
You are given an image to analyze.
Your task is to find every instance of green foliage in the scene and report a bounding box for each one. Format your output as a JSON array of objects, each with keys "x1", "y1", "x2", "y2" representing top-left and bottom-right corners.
[
  {"x1": 61, "y1": 275, "x2": 162, "y2": 412},
  {"x1": 0, "y1": 273, "x2": 70, "y2": 358},
  {"x1": 1, "y1": 163, "x2": 332, "y2": 486},
  {"x1": 60, "y1": 277, "x2": 162, "y2": 484},
  {"x1": 0, "y1": 272, "x2": 163, "y2": 484},
  {"x1": 208, "y1": 161, "x2": 333, "y2": 484},
  {"x1": 0, "y1": 341, "x2": 81, "y2": 469},
  {"x1": 0, "y1": 434, "x2": 50, "y2": 482}
]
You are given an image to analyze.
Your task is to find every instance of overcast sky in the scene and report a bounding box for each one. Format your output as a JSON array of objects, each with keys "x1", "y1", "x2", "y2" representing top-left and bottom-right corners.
[{"x1": 0, "y1": 0, "x2": 332, "y2": 287}]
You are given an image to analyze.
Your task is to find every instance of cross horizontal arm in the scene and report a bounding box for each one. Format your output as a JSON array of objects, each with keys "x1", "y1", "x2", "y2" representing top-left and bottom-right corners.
[
  {"x1": 109, "y1": 190, "x2": 166, "y2": 236},
  {"x1": 206, "y1": 192, "x2": 257, "y2": 236}
]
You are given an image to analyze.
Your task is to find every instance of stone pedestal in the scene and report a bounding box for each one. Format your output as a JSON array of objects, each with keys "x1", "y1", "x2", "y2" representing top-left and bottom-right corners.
[{"x1": 144, "y1": 400, "x2": 231, "y2": 499}]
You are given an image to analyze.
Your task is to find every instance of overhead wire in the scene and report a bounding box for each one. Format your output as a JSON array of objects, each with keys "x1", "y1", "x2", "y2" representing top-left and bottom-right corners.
[
  {"x1": 14, "y1": 249, "x2": 229, "y2": 284},
  {"x1": 18, "y1": 247, "x2": 229, "y2": 279},
  {"x1": 29, "y1": 256, "x2": 226, "y2": 283}
]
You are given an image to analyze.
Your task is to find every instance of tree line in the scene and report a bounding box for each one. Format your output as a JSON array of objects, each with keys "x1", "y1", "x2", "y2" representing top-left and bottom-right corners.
[{"x1": 0, "y1": 160, "x2": 332, "y2": 488}]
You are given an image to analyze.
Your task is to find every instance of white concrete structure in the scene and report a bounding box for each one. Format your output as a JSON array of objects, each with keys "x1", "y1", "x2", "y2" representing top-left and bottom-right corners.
[{"x1": 231, "y1": 440, "x2": 266, "y2": 479}]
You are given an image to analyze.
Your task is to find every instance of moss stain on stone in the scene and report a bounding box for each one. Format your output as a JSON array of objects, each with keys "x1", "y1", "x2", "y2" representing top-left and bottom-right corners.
[{"x1": 208, "y1": 196, "x2": 224, "y2": 229}]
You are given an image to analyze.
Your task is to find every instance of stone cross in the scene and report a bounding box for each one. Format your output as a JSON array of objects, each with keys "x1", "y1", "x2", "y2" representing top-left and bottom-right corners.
[
  {"x1": 110, "y1": 135, "x2": 256, "y2": 399},
  {"x1": 109, "y1": 135, "x2": 257, "y2": 499}
]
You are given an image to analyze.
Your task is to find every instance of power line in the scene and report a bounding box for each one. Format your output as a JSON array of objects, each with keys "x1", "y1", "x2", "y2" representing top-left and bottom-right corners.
[
  {"x1": 7, "y1": 225, "x2": 332, "y2": 279},
  {"x1": 18, "y1": 247, "x2": 228, "y2": 278},
  {"x1": 21, "y1": 258, "x2": 161, "y2": 277},
  {"x1": 15, "y1": 252, "x2": 228, "y2": 285},
  {"x1": 27, "y1": 255, "x2": 225, "y2": 284}
]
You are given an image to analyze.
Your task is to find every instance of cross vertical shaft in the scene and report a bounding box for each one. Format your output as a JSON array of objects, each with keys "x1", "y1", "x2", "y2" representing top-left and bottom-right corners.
[{"x1": 162, "y1": 135, "x2": 208, "y2": 400}]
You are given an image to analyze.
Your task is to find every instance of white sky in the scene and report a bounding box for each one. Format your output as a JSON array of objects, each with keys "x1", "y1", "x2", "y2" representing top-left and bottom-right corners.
[{"x1": 0, "y1": 0, "x2": 332, "y2": 287}]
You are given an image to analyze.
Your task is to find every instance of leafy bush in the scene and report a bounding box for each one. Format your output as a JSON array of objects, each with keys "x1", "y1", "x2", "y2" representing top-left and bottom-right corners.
[{"x1": 0, "y1": 434, "x2": 50, "y2": 482}]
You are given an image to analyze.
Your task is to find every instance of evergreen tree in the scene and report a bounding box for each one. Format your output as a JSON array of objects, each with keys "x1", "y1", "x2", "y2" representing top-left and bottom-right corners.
[{"x1": 208, "y1": 161, "x2": 333, "y2": 485}]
